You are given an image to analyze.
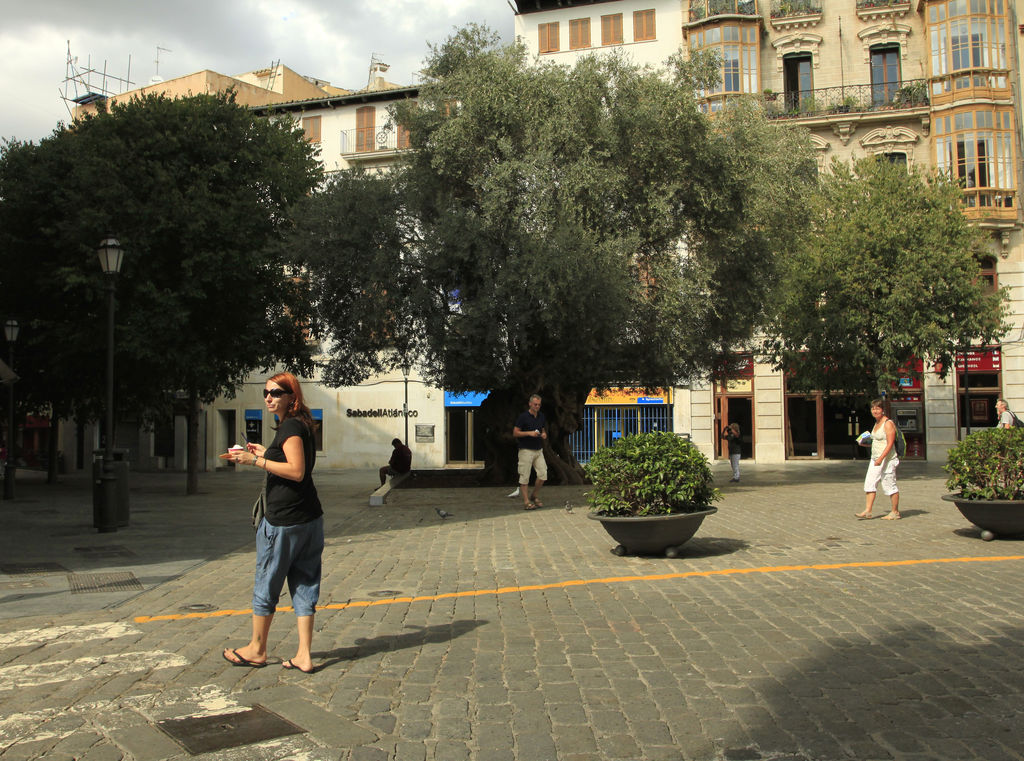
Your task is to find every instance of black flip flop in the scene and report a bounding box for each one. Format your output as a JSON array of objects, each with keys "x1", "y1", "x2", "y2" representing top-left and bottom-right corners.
[
  {"x1": 283, "y1": 658, "x2": 317, "y2": 674},
  {"x1": 222, "y1": 648, "x2": 267, "y2": 668}
]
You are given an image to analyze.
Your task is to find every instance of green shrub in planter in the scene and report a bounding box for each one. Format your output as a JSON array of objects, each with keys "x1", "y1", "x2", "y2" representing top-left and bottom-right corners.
[
  {"x1": 586, "y1": 431, "x2": 720, "y2": 516},
  {"x1": 944, "y1": 428, "x2": 1024, "y2": 500}
]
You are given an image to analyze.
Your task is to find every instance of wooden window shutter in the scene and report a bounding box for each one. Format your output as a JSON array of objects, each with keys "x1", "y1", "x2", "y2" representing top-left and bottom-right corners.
[
  {"x1": 634, "y1": 10, "x2": 655, "y2": 42},
  {"x1": 301, "y1": 115, "x2": 321, "y2": 143},
  {"x1": 601, "y1": 14, "x2": 623, "y2": 45},
  {"x1": 356, "y1": 106, "x2": 375, "y2": 152},
  {"x1": 539, "y1": 22, "x2": 559, "y2": 53},
  {"x1": 570, "y1": 18, "x2": 591, "y2": 49}
]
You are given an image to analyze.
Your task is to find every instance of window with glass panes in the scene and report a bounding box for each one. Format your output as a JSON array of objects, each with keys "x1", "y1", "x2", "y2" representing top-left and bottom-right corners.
[
  {"x1": 692, "y1": 24, "x2": 758, "y2": 98},
  {"x1": 927, "y1": 0, "x2": 1009, "y2": 94},
  {"x1": 870, "y1": 46, "x2": 900, "y2": 106},
  {"x1": 934, "y1": 108, "x2": 1016, "y2": 208}
]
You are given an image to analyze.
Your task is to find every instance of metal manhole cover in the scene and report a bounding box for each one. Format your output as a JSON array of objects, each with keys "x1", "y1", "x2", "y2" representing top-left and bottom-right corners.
[
  {"x1": 157, "y1": 705, "x2": 305, "y2": 755},
  {"x1": 180, "y1": 603, "x2": 216, "y2": 612},
  {"x1": 367, "y1": 590, "x2": 404, "y2": 598},
  {"x1": 0, "y1": 562, "x2": 68, "y2": 575},
  {"x1": 67, "y1": 572, "x2": 143, "y2": 594},
  {"x1": 74, "y1": 545, "x2": 137, "y2": 558}
]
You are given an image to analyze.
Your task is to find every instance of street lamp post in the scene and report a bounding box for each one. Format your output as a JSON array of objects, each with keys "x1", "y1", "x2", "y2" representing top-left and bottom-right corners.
[
  {"x1": 402, "y1": 365, "x2": 410, "y2": 446},
  {"x1": 95, "y1": 237, "x2": 124, "y2": 533},
  {"x1": 3, "y1": 319, "x2": 18, "y2": 501}
]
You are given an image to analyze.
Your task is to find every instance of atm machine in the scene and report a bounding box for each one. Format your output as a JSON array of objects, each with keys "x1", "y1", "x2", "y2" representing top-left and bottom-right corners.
[{"x1": 892, "y1": 402, "x2": 924, "y2": 458}]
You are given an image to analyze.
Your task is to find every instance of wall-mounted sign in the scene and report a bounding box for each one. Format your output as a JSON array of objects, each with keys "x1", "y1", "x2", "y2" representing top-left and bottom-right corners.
[
  {"x1": 444, "y1": 391, "x2": 490, "y2": 407},
  {"x1": 346, "y1": 408, "x2": 419, "y2": 418},
  {"x1": 586, "y1": 388, "x2": 672, "y2": 406},
  {"x1": 244, "y1": 409, "x2": 263, "y2": 443},
  {"x1": 415, "y1": 424, "x2": 435, "y2": 443},
  {"x1": 955, "y1": 348, "x2": 1001, "y2": 373}
]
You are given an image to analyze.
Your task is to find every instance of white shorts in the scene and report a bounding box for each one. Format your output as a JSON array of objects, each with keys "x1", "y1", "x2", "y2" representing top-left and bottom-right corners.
[
  {"x1": 518, "y1": 448, "x2": 547, "y2": 484},
  {"x1": 864, "y1": 457, "x2": 899, "y2": 496}
]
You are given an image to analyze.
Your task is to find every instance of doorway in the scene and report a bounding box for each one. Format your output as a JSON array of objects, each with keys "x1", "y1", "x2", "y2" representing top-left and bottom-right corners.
[
  {"x1": 217, "y1": 410, "x2": 236, "y2": 466},
  {"x1": 716, "y1": 395, "x2": 753, "y2": 460},
  {"x1": 446, "y1": 408, "x2": 486, "y2": 464}
]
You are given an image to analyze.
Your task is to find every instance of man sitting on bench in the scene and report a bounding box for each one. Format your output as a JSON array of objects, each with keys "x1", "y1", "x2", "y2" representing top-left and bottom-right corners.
[{"x1": 379, "y1": 438, "x2": 412, "y2": 487}]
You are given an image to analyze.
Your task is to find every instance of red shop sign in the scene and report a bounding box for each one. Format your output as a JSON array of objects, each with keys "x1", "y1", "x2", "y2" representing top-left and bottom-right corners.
[{"x1": 955, "y1": 348, "x2": 1001, "y2": 373}]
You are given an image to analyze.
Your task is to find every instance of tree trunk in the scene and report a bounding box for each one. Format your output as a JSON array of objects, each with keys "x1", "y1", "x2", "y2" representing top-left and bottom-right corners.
[
  {"x1": 476, "y1": 385, "x2": 589, "y2": 486},
  {"x1": 186, "y1": 392, "x2": 200, "y2": 495}
]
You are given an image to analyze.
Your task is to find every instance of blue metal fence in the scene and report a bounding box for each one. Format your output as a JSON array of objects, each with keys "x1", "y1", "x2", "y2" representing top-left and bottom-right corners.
[{"x1": 571, "y1": 405, "x2": 674, "y2": 464}]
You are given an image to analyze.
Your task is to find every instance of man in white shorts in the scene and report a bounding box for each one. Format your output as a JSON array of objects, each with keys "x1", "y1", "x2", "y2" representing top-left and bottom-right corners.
[{"x1": 513, "y1": 394, "x2": 547, "y2": 510}]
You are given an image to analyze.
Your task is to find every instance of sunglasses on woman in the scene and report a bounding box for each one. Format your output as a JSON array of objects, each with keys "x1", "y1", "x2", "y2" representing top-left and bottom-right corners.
[{"x1": 263, "y1": 388, "x2": 290, "y2": 398}]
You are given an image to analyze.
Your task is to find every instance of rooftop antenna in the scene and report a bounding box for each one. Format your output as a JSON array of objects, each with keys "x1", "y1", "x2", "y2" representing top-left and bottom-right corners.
[{"x1": 151, "y1": 46, "x2": 172, "y2": 83}]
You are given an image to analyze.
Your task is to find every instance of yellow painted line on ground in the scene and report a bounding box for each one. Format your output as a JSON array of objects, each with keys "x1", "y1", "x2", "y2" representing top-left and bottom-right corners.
[{"x1": 134, "y1": 554, "x2": 1024, "y2": 623}]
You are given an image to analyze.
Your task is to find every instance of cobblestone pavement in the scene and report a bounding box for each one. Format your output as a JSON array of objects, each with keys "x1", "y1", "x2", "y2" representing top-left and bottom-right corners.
[{"x1": 1, "y1": 461, "x2": 1022, "y2": 760}]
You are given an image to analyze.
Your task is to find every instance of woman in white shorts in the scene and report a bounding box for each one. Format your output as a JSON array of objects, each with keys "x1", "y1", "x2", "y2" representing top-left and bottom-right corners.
[{"x1": 855, "y1": 398, "x2": 901, "y2": 521}]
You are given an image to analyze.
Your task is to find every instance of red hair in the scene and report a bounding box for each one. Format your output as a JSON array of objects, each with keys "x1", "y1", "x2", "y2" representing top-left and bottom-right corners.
[{"x1": 268, "y1": 372, "x2": 315, "y2": 431}]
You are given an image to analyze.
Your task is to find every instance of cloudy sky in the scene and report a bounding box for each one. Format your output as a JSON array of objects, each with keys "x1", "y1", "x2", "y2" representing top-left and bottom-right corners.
[{"x1": 0, "y1": 0, "x2": 515, "y2": 143}]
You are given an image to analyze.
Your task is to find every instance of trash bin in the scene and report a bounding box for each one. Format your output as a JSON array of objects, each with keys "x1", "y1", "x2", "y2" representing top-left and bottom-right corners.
[{"x1": 92, "y1": 448, "x2": 130, "y2": 531}]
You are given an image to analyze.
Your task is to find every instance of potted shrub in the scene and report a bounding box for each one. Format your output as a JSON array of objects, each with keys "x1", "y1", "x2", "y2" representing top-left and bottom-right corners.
[
  {"x1": 586, "y1": 431, "x2": 720, "y2": 557},
  {"x1": 942, "y1": 427, "x2": 1024, "y2": 540}
]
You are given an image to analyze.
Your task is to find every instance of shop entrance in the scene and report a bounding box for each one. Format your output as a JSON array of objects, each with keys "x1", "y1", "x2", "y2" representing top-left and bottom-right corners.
[
  {"x1": 715, "y1": 395, "x2": 753, "y2": 460},
  {"x1": 786, "y1": 394, "x2": 871, "y2": 459}
]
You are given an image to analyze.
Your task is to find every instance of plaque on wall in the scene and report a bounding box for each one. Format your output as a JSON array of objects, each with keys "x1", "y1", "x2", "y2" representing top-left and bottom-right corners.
[{"x1": 415, "y1": 424, "x2": 435, "y2": 443}]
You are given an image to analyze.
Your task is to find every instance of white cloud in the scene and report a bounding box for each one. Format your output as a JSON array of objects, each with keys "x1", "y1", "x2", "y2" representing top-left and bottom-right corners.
[{"x1": 0, "y1": 0, "x2": 513, "y2": 143}]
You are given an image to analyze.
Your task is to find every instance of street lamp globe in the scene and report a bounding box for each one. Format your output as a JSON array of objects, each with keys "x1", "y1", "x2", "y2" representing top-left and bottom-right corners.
[
  {"x1": 3, "y1": 319, "x2": 18, "y2": 343},
  {"x1": 97, "y1": 237, "x2": 124, "y2": 275}
]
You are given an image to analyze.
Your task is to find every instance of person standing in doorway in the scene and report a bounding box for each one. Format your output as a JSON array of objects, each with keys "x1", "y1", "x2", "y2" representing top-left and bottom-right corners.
[
  {"x1": 721, "y1": 423, "x2": 742, "y2": 482},
  {"x1": 855, "y1": 399, "x2": 900, "y2": 521},
  {"x1": 513, "y1": 394, "x2": 547, "y2": 510},
  {"x1": 223, "y1": 372, "x2": 324, "y2": 673}
]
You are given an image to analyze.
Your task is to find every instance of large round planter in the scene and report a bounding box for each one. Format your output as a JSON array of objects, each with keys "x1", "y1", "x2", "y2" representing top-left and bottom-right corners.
[
  {"x1": 588, "y1": 508, "x2": 717, "y2": 557},
  {"x1": 942, "y1": 493, "x2": 1024, "y2": 540}
]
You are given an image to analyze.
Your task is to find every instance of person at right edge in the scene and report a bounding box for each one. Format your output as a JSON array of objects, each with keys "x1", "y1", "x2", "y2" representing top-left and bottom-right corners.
[
  {"x1": 223, "y1": 371, "x2": 324, "y2": 674},
  {"x1": 995, "y1": 398, "x2": 1015, "y2": 429},
  {"x1": 721, "y1": 422, "x2": 742, "y2": 482},
  {"x1": 513, "y1": 394, "x2": 547, "y2": 510},
  {"x1": 855, "y1": 398, "x2": 901, "y2": 521}
]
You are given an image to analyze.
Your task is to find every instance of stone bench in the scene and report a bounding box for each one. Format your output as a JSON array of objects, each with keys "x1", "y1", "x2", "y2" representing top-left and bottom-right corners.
[{"x1": 369, "y1": 471, "x2": 411, "y2": 506}]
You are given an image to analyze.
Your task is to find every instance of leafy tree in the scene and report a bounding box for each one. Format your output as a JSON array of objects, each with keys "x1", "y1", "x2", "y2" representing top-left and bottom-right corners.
[
  {"x1": 764, "y1": 156, "x2": 1009, "y2": 396},
  {"x1": 0, "y1": 92, "x2": 321, "y2": 492},
  {"x1": 296, "y1": 26, "x2": 817, "y2": 483}
]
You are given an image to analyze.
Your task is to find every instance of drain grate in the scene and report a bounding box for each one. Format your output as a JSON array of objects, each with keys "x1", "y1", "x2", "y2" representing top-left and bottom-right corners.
[
  {"x1": 367, "y1": 590, "x2": 404, "y2": 598},
  {"x1": 0, "y1": 562, "x2": 68, "y2": 575},
  {"x1": 67, "y1": 572, "x2": 143, "y2": 594},
  {"x1": 157, "y1": 705, "x2": 304, "y2": 755},
  {"x1": 74, "y1": 545, "x2": 137, "y2": 559}
]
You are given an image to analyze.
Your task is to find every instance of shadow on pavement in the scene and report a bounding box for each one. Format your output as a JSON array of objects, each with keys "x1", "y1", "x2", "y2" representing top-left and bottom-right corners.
[
  {"x1": 723, "y1": 622, "x2": 1024, "y2": 760},
  {"x1": 314, "y1": 619, "x2": 488, "y2": 672}
]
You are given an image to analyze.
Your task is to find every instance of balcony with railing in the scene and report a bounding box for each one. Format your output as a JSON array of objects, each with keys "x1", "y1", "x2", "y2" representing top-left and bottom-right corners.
[
  {"x1": 770, "y1": 0, "x2": 822, "y2": 18},
  {"x1": 855, "y1": 0, "x2": 912, "y2": 21},
  {"x1": 688, "y1": 0, "x2": 759, "y2": 23},
  {"x1": 340, "y1": 124, "x2": 410, "y2": 160},
  {"x1": 762, "y1": 78, "x2": 928, "y2": 120}
]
